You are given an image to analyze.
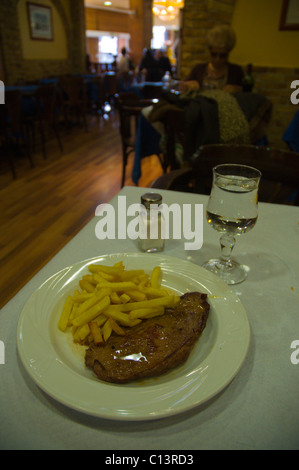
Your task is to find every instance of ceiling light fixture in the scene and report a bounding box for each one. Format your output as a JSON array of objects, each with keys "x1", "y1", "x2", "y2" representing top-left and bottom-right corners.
[{"x1": 152, "y1": 0, "x2": 184, "y2": 22}]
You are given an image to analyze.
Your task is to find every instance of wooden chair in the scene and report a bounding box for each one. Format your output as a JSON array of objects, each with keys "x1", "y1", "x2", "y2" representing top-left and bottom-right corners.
[
  {"x1": 151, "y1": 144, "x2": 299, "y2": 205},
  {"x1": 114, "y1": 92, "x2": 156, "y2": 187},
  {"x1": 58, "y1": 76, "x2": 87, "y2": 131},
  {"x1": 87, "y1": 75, "x2": 106, "y2": 118},
  {"x1": 35, "y1": 84, "x2": 64, "y2": 159},
  {"x1": 0, "y1": 89, "x2": 34, "y2": 178},
  {"x1": 103, "y1": 73, "x2": 118, "y2": 107},
  {"x1": 119, "y1": 71, "x2": 134, "y2": 90}
]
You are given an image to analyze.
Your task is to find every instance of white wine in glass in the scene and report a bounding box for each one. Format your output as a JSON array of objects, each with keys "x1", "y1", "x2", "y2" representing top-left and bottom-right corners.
[{"x1": 203, "y1": 164, "x2": 261, "y2": 284}]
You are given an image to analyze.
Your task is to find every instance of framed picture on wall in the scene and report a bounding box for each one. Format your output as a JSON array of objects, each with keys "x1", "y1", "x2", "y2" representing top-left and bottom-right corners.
[
  {"x1": 280, "y1": 0, "x2": 299, "y2": 30},
  {"x1": 27, "y1": 2, "x2": 53, "y2": 41}
]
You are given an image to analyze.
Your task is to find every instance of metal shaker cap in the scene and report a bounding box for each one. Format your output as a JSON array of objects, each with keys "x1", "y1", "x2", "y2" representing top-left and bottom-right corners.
[{"x1": 141, "y1": 192, "x2": 162, "y2": 209}]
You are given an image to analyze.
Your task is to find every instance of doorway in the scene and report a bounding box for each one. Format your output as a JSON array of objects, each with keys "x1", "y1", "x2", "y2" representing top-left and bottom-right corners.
[{"x1": 86, "y1": 30, "x2": 130, "y2": 71}]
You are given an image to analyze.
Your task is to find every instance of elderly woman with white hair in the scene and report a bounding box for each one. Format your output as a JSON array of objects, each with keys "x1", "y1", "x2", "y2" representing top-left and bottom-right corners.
[{"x1": 184, "y1": 24, "x2": 244, "y2": 93}]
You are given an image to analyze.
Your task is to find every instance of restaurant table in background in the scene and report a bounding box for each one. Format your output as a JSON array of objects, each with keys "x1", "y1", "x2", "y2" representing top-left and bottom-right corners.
[
  {"x1": 5, "y1": 75, "x2": 106, "y2": 120},
  {"x1": 126, "y1": 81, "x2": 163, "y2": 98},
  {"x1": 38, "y1": 75, "x2": 101, "y2": 103},
  {"x1": 0, "y1": 186, "x2": 299, "y2": 450},
  {"x1": 38, "y1": 78, "x2": 59, "y2": 85},
  {"x1": 5, "y1": 85, "x2": 39, "y2": 94}
]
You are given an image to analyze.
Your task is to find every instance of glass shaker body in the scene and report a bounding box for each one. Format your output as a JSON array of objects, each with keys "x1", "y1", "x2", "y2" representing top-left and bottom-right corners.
[{"x1": 139, "y1": 193, "x2": 165, "y2": 253}]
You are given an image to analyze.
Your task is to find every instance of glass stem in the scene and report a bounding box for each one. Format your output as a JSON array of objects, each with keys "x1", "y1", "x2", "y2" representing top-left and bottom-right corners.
[{"x1": 219, "y1": 234, "x2": 236, "y2": 268}]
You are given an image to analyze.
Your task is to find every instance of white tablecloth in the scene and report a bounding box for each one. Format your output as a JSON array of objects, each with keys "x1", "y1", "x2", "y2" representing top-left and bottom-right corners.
[{"x1": 1, "y1": 186, "x2": 298, "y2": 450}]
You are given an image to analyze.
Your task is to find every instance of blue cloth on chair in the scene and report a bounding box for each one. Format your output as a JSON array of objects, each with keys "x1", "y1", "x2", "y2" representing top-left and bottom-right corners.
[
  {"x1": 132, "y1": 113, "x2": 161, "y2": 184},
  {"x1": 283, "y1": 109, "x2": 299, "y2": 152}
]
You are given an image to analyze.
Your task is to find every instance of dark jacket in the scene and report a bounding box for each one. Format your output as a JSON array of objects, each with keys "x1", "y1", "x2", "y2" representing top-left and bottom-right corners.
[
  {"x1": 157, "y1": 56, "x2": 172, "y2": 77},
  {"x1": 139, "y1": 50, "x2": 161, "y2": 82}
]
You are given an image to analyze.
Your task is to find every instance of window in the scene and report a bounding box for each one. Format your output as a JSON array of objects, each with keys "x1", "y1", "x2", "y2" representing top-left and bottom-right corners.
[{"x1": 152, "y1": 26, "x2": 166, "y2": 49}]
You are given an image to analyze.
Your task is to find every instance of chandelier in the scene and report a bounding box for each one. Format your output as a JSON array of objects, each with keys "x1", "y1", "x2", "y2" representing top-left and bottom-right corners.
[{"x1": 152, "y1": 0, "x2": 184, "y2": 22}]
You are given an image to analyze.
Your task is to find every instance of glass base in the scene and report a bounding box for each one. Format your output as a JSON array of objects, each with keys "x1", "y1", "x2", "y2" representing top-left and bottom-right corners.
[{"x1": 202, "y1": 258, "x2": 249, "y2": 285}]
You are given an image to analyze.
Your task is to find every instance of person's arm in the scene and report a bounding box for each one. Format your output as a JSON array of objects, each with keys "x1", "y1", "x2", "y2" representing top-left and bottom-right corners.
[
  {"x1": 179, "y1": 80, "x2": 200, "y2": 91},
  {"x1": 180, "y1": 63, "x2": 205, "y2": 91}
]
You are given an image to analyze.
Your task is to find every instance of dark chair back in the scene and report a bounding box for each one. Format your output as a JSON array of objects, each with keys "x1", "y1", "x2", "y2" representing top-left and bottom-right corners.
[
  {"x1": 0, "y1": 89, "x2": 34, "y2": 177},
  {"x1": 35, "y1": 84, "x2": 58, "y2": 124},
  {"x1": 35, "y1": 84, "x2": 63, "y2": 158},
  {"x1": 58, "y1": 76, "x2": 87, "y2": 130},
  {"x1": 3, "y1": 89, "x2": 22, "y2": 134},
  {"x1": 88, "y1": 75, "x2": 105, "y2": 116},
  {"x1": 104, "y1": 73, "x2": 118, "y2": 103},
  {"x1": 114, "y1": 92, "x2": 157, "y2": 187},
  {"x1": 58, "y1": 76, "x2": 86, "y2": 104}
]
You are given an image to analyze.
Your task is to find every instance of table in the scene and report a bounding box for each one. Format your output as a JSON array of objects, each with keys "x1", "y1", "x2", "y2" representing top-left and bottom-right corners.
[
  {"x1": 5, "y1": 85, "x2": 39, "y2": 94},
  {"x1": 38, "y1": 75, "x2": 102, "y2": 103},
  {"x1": 127, "y1": 81, "x2": 163, "y2": 98},
  {"x1": 1, "y1": 186, "x2": 298, "y2": 450}
]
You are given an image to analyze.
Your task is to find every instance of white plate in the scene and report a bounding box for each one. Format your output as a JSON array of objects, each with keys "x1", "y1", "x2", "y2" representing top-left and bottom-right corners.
[{"x1": 17, "y1": 253, "x2": 250, "y2": 421}]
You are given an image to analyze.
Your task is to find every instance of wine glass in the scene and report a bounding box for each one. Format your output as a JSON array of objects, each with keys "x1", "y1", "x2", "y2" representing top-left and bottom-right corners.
[{"x1": 202, "y1": 163, "x2": 261, "y2": 285}]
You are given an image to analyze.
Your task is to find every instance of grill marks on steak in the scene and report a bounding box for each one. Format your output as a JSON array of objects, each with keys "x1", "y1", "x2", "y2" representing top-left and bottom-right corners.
[{"x1": 85, "y1": 292, "x2": 210, "y2": 383}]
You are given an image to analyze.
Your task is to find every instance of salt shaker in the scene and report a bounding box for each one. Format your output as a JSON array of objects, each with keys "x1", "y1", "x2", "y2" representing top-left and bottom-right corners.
[{"x1": 139, "y1": 193, "x2": 165, "y2": 253}]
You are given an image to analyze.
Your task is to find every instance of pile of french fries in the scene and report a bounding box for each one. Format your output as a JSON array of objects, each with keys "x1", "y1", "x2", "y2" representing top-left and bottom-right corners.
[{"x1": 58, "y1": 261, "x2": 180, "y2": 346}]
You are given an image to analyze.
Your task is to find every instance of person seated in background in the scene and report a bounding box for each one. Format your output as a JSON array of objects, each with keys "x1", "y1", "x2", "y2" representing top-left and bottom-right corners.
[
  {"x1": 117, "y1": 47, "x2": 130, "y2": 73},
  {"x1": 156, "y1": 49, "x2": 172, "y2": 79},
  {"x1": 183, "y1": 24, "x2": 244, "y2": 93}
]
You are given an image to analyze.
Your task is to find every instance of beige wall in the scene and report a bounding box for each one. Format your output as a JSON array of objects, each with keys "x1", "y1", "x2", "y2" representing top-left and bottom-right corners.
[
  {"x1": 0, "y1": 0, "x2": 150, "y2": 84},
  {"x1": 230, "y1": 0, "x2": 299, "y2": 67},
  {"x1": 0, "y1": 0, "x2": 86, "y2": 85},
  {"x1": 18, "y1": 0, "x2": 68, "y2": 60}
]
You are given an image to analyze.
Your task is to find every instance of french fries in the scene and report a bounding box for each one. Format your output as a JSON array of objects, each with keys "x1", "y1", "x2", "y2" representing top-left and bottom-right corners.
[
  {"x1": 89, "y1": 321, "x2": 104, "y2": 345},
  {"x1": 58, "y1": 261, "x2": 180, "y2": 346}
]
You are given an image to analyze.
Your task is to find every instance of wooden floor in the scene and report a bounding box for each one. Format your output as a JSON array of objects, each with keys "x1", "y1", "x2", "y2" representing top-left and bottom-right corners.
[{"x1": 0, "y1": 110, "x2": 164, "y2": 308}]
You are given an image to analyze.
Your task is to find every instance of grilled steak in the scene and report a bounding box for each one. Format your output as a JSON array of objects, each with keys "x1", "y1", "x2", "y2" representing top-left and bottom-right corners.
[{"x1": 85, "y1": 292, "x2": 210, "y2": 383}]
